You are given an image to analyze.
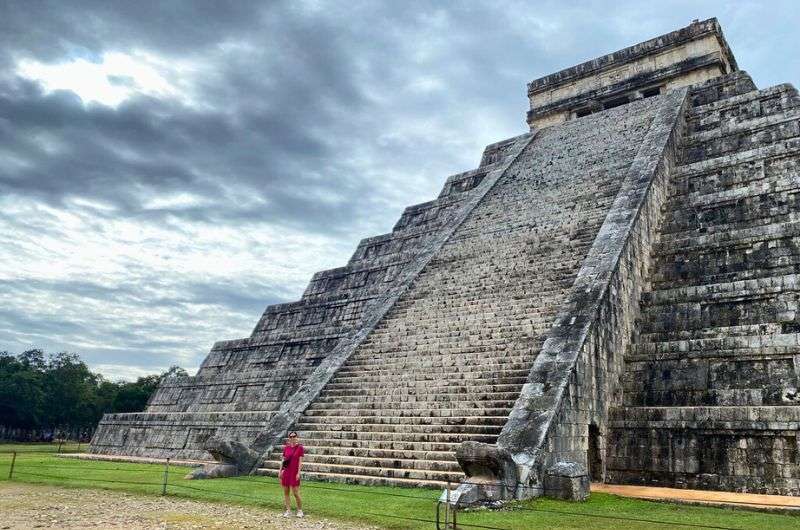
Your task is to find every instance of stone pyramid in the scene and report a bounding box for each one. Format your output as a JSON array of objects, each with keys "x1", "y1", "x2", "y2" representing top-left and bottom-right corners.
[{"x1": 91, "y1": 18, "x2": 800, "y2": 501}]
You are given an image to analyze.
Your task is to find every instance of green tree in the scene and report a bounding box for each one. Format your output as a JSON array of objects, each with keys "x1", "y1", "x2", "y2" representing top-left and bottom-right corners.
[
  {"x1": 0, "y1": 352, "x2": 45, "y2": 429},
  {"x1": 0, "y1": 351, "x2": 189, "y2": 438}
]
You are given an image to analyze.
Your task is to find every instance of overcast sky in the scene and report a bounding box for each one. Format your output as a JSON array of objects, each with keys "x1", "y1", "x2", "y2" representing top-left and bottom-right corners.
[{"x1": 1, "y1": 1, "x2": 798, "y2": 381}]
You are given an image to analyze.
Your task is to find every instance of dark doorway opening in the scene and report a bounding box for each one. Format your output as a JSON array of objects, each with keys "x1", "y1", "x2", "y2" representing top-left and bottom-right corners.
[
  {"x1": 641, "y1": 86, "x2": 662, "y2": 98},
  {"x1": 588, "y1": 423, "x2": 603, "y2": 482},
  {"x1": 602, "y1": 96, "x2": 629, "y2": 110}
]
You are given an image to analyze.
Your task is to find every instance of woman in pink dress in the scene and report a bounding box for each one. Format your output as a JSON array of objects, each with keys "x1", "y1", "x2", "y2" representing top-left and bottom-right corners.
[{"x1": 279, "y1": 431, "x2": 304, "y2": 517}]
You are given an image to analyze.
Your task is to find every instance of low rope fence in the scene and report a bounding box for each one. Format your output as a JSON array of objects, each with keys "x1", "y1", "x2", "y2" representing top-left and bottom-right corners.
[{"x1": 0, "y1": 451, "x2": 780, "y2": 529}]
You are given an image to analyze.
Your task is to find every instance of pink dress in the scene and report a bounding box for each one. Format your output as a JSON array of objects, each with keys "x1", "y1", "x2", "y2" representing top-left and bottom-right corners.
[{"x1": 280, "y1": 444, "x2": 304, "y2": 487}]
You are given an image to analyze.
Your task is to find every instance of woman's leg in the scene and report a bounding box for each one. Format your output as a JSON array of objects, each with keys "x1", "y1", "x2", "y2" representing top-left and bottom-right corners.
[
  {"x1": 283, "y1": 486, "x2": 292, "y2": 510},
  {"x1": 292, "y1": 485, "x2": 302, "y2": 510}
]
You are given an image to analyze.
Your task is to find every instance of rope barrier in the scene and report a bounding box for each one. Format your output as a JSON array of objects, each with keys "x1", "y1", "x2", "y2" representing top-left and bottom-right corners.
[
  {"x1": 2, "y1": 462, "x2": 166, "y2": 473},
  {"x1": 502, "y1": 504, "x2": 743, "y2": 530},
  {"x1": 168, "y1": 481, "x2": 278, "y2": 504},
  {"x1": 0, "y1": 449, "x2": 84, "y2": 455},
  {"x1": 362, "y1": 511, "x2": 470, "y2": 528},
  {"x1": 227, "y1": 474, "x2": 437, "y2": 500},
  {"x1": 452, "y1": 479, "x2": 800, "y2": 510},
  {"x1": 11, "y1": 470, "x2": 163, "y2": 488}
]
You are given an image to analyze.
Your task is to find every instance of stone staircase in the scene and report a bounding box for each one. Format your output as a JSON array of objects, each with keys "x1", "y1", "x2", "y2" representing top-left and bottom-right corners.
[
  {"x1": 90, "y1": 136, "x2": 530, "y2": 461},
  {"x1": 255, "y1": 96, "x2": 667, "y2": 487},
  {"x1": 607, "y1": 75, "x2": 800, "y2": 494}
]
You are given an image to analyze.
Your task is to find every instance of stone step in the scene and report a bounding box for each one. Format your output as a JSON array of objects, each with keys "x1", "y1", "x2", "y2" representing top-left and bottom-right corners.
[
  {"x1": 347, "y1": 346, "x2": 541, "y2": 361},
  {"x1": 263, "y1": 452, "x2": 461, "y2": 473},
  {"x1": 653, "y1": 219, "x2": 800, "y2": 257},
  {"x1": 689, "y1": 82, "x2": 796, "y2": 108},
  {"x1": 659, "y1": 193, "x2": 800, "y2": 241},
  {"x1": 681, "y1": 112, "x2": 800, "y2": 164},
  {"x1": 321, "y1": 378, "x2": 527, "y2": 397},
  {"x1": 296, "y1": 421, "x2": 501, "y2": 435},
  {"x1": 621, "y1": 355, "x2": 799, "y2": 407},
  {"x1": 665, "y1": 149, "x2": 799, "y2": 205},
  {"x1": 337, "y1": 358, "x2": 533, "y2": 375},
  {"x1": 295, "y1": 429, "x2": 499, "y2": 444},
  {"x1": 255, "y1": 467, "x2": 449, "y2": 489},
  {"x1": 360, "y1": 322, "x2": 552, "y2": 340},
  {"x1": 275, "y1": 438, "x2": 461, "y2": 453},
  {"x1": 621, "y1": 388, "x2": 799, "y2": 409},
  {"x1": 688, "y1": 71, "x2": 757, "y2": 109},
  {"x1": 642, "y1": 274, "x2": 799, "y2": 306},
  {"x1": 632, "y1": 333, "x2": 800, "y2": 356},
  {"x1": 638, "y1": 326, "x2": 796, "y2": 346},
  {"x1": 637, "y1": 298, "x2": 796, "y2": 337},
  {"x1": 260, "y1": 459, "x2": 464, "y2": 483},
  {"x1": 650, "y1": 258, "x2": 800, "y2": 291},
  {"x1": 323, "y1": 376, "x2": 528, "y2": 391},
  {"x1": 686, "y1": 84, "x2": 800, "y2": 134},
  {"x1": 626, "y1": 344, "x2": 800, "y2": 363},
  {"x1": 608, "y1": 404, "x2": 800, "y2": 427},
  {"x1": 682, "y1": 111, "x2": 800, "y2": 151},
  {"x1": 673, "y1": 134, "x2": 800, "y2": 179},
  {"x1": 650, "y1": 237, "x2": 800, "y2": 290},
  {"x1": 304, "y1": 398, "x2": 519, "y2": 410},
  {"x1": 311, "y1": 393, "x2": 521, "y2": 405},
  {"x1": 269, "y1": 444, "x2": 456, "y2": 462},
  {"x1": 633, "y1": 333, "x2": 800, "y2": 357},
  {"x1": 298, "y1": 415, "x2": 508, "y2": 427},
  {"x1": 330, "y1": 367, "x2": 531, "y2": 384}
]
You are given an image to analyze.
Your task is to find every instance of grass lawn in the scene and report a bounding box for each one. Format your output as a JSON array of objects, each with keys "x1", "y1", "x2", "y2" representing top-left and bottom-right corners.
[{"x1": 1, "y1": 443, "x2": 799, "y2": 529}]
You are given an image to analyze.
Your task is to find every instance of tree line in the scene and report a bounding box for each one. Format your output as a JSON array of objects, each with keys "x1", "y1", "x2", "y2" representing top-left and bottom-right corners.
[{"x1": 0, "y1": 349, "x2": 187, "y2": 440}]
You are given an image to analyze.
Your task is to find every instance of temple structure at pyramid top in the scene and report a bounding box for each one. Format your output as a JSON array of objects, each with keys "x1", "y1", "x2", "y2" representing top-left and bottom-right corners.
[
  {"x1": 90, "y1": 17, "x2": 800, "y2": 504},
  {"x1": 527, "y1": 18, "x2": 738, "y2": 128}
]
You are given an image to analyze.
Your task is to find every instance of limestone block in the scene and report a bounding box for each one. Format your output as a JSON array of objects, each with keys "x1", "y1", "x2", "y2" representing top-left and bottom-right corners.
[{"x1": 544, "y1": 462, "x2": 590, "y2": 501}]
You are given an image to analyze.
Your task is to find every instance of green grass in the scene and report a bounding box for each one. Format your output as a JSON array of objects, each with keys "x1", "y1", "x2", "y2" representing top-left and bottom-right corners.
[
  {"x1": 0, "y1": 441, "x2": 87, "y2": 454},
  {"x1": 1, "y1": 444, "x2": 799, "y2": 529}
]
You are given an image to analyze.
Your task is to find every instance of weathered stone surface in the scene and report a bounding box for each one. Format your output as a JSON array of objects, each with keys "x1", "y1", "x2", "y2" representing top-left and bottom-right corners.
[
  {"x1": 458, "y1": 86, "x2": 688, "y2": 503},
  {"x1": 528, "y1": 18, "x2": 737, "y2": 128},
  {"x1": 452, "y1": 441, "x2": 517, "y2": 504},
  {"x1": 186, "y1": 437, "x2": 260, "y2": 479},
  {"x1": 605, "y1": 74, "x2": 800, "y2": 495},
  {"x1": 91, "y1": 17, "x2": 800, "y2": 501},
  {"x1": 543, "y1": 462, "x2": 590, "y2": 501}
]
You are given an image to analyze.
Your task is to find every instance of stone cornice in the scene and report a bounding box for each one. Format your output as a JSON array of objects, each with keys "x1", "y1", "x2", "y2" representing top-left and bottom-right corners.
[{"x1": 527, "y1": 18, "x2": 737, "y2": 97}]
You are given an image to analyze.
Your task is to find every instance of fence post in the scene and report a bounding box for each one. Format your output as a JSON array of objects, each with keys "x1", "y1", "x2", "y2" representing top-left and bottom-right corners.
[
  {"x1": 445, "y1": 481, "x2": 451, "y2": 529},
  {"x1": 161, "y1": 458, "x2": 170, "y2": 496},
  {"x1": 8, "y1": 451, "x2": 17, "y2": 480},
  {"x1": 452, "y1": 495, "x2": 458, "y2": 530}
]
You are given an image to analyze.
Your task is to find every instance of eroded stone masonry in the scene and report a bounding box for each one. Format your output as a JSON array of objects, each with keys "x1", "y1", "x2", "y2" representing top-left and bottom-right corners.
[{"x1": 91, "y1": 18, "x2": 800, "y2": 502}]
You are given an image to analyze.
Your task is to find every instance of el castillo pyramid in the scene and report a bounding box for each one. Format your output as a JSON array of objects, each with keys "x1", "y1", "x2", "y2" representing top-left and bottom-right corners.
[{"x1": 91, "y1": 18, "x2": 800, "y2": 502}]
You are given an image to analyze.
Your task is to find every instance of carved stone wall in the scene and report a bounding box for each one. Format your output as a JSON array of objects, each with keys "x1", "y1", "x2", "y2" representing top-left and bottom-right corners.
[{"x1": 606, "y1": 73, "x2": 800, "y2": 495}]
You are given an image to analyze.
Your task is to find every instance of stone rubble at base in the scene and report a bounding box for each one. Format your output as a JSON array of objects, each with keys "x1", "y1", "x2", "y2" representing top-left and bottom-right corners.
[{"x1": 91, "y1": 17, "x2": 800, "y2": 504}]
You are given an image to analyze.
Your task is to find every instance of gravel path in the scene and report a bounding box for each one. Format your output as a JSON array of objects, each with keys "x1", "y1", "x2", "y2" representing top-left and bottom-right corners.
[{"x1": 0, "y1": 482, "x2": 376, "y2": 529}]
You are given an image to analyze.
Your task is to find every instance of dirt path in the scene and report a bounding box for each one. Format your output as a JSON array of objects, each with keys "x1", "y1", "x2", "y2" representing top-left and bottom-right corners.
[
  {"x1": 592, "y1": 482, "x2": 800, "y2": 511},
  {"x1": 0, "y1": 482, "x2": 375, "y2": 529}
]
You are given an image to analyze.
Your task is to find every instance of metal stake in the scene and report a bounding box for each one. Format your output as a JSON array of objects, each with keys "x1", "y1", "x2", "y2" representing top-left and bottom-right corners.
[
  {"x1": 8, "y1": 451, "x2": 16, "y2": 480},
  {"x1": 161, "y1": 458, "x2": 170, "y2": 496}
]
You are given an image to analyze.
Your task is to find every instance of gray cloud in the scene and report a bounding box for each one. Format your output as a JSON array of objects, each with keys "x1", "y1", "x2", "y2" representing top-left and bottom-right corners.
[{"x1": 0, "y1": 0, "x2": 798, "y2": 378}]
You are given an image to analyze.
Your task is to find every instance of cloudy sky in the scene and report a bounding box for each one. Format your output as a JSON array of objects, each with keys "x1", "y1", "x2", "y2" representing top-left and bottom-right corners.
[{"x1": 1, "y1": 1, "x2": 798, "y2": 380}]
